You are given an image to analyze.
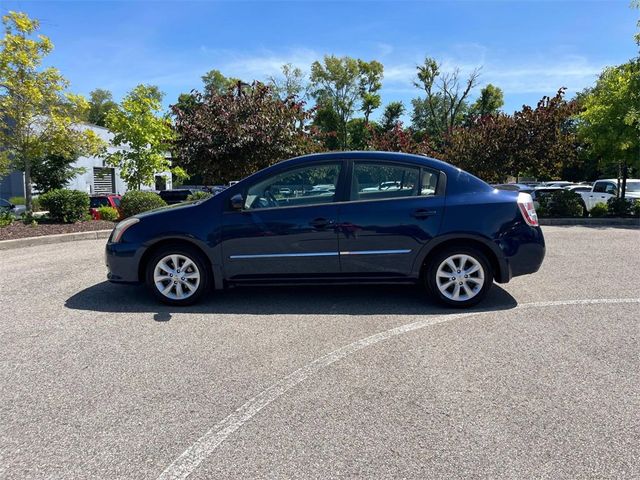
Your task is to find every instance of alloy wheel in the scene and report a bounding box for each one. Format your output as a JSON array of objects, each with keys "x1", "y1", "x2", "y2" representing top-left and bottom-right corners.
[
  {"x1": 435, "y1": 254, "x2": 485, "y2": 302},
  {"x1": 153, "y1": 254, "x2": 201, "y2": 300}
]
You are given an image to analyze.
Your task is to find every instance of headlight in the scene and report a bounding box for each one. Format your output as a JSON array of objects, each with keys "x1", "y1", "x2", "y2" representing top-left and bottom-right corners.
[{"x1": 111, "y1": 217, "x2": 139, "y2": 243}]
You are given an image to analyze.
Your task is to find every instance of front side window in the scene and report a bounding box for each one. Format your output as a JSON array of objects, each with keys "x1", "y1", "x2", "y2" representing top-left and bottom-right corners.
[
  {"x1": 351, "y1": 162, "x2": 431, "y2": 201},
  {"x1": 604, "y1": 183, "x2": 618, "y2": 195},
  {"x1": 244, "y1": 163, "x2": 341, "y2": 210}
]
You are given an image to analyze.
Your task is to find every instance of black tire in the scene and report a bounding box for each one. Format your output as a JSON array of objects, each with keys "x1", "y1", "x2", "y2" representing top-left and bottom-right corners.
[
  {"x1": 424, "y1": 246, "x2": 494, "y2": 308},
  {"x1": 145, "y1": 244, "x2": 211, "y2": 306}
]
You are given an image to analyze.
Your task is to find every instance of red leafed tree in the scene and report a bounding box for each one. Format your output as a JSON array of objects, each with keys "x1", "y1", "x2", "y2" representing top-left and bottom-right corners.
[
  {"x1": 171, "y1": 82, "x2": 319, "y2": 184},
  {"x1": 367, "y1": 122, "x2": 434, "y2": 155}
]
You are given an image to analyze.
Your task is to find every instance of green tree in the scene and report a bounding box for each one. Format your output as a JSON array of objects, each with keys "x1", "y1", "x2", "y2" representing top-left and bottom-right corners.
[
  {"x1": 358, "y1": 60, "x2": 384, "y2": 124},
  {"x1": 578, "y1": 60, "x2": 640, "y2": 187},
  {"x1": 268, "y1": 63, "x2": 307, "y2": 100},
  {"x1": 468, "y1": 84, "x2": 504, "y2": 118},
  {"x1": 104, "y1": 84, "x2": 185, "y2": 189},
  {"x1": 411, "y1": 57, "x2": 481, "y2": 144},
  {"x1": 202, "y1": 69, "x2": 239, "y2": 96},
  {"x1": 86, "y1": 88, "x2": 117, "y2": 127},
  {"x1": 310, "y1": 55, "x2": 363, "y2": 149},
  {"x1": 380, "y1": 101, "x2": 405, "y2": 132},
  {"x1": 31, "y1": 153, "x2": 85, "y2": 192},
  {"x1": 0, "y1": 11, "x2": 103, "y2": 212}
]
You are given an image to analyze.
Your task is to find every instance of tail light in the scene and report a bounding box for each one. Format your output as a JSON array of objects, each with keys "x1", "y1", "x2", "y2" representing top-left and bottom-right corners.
[{"x1": 517, "y1": 193, "x2": 539, "y2": 227}]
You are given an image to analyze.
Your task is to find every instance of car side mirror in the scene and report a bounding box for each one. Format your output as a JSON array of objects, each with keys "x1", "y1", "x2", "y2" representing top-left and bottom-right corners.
[{"x1": 230, "y1": 193, "x2": 244, "y2": 210}]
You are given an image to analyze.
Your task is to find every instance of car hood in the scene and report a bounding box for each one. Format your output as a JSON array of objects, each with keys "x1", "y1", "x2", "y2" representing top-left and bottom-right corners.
[{"x1": 134, "y1": 201, "x2": 200, "y2": 220}]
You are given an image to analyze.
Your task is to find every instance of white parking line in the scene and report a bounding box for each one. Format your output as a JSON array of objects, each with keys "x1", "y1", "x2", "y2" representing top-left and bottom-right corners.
[{"x1": 156, "y1": 297, "x2": 640, "y2": 480}]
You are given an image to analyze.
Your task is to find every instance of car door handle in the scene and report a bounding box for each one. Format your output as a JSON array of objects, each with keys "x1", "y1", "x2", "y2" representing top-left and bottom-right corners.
[
  {"x1": 412, "y1": 209, "x2": 437, "y2": 219},
  {"x1": 309, "y1": 217, "x2": 333, "y2": 229}
]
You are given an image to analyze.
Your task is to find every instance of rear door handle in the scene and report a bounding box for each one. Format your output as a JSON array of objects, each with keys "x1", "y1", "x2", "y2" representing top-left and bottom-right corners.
[
  {"x1": 412, "y1": 209, "x2": 437, "y2": 219},
  {"x1": 309, "y1": 217, "x2": 334, "y2": 229}
]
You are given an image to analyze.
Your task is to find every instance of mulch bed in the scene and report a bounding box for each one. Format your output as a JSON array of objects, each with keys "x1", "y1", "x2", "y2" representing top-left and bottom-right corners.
[{"x1": 0, "y1": 220, "x2": 115, "y2": 241}]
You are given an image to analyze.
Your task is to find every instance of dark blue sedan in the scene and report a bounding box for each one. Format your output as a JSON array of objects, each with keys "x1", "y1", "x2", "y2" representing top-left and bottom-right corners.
[{"x1": 105, "y1": 152, "x2": 545, "y2": 308}]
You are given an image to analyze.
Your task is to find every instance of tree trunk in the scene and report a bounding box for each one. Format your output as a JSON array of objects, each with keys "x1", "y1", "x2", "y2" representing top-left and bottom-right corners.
[{"x1": 24, "y1": 160, "x2": 33, "y2": 214}]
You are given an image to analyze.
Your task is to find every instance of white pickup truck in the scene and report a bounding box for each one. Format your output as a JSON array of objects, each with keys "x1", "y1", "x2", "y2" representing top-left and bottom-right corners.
[{"x1": 579, "y1": 178, "x2": 640, "y2": 212}]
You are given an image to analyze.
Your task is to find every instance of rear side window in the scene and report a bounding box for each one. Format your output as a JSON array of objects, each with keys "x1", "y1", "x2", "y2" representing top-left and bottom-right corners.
[
  {"x1": 351, "y1": 162, "x2": 422, "y2": 201},
  {"x1": 593, "y1": 182, "x2": 606, "y2": 193}
]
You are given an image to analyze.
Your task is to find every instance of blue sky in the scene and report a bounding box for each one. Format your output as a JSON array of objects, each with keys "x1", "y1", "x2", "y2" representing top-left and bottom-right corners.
[{"x1": 3, "y1": 0, "x2": 639, "y2": 121}]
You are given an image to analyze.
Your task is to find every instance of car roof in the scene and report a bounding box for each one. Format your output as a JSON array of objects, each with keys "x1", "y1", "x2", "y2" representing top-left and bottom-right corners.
[{"x1": 281, "y1": 151, "x2": 458, "y2": 174}]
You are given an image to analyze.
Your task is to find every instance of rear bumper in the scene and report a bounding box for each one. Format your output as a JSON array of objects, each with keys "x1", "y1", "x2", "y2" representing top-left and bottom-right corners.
[
  {"x1": 499, "y1": 225, "x2": 545, "y2": 282},
  {"x1": 105, "y1": 242, "x2": 142, "y2": 284}
]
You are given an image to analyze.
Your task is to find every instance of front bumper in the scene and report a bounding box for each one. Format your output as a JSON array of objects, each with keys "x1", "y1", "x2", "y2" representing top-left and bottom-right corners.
[{"x1": 105, "y1": 242, "x2": 143, "y2": 284}]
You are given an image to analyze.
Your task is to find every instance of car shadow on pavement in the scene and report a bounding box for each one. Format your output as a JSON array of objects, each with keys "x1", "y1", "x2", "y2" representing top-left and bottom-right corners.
[{"x1": 65, "y1": 282, "x2": 517, "y2": 318}]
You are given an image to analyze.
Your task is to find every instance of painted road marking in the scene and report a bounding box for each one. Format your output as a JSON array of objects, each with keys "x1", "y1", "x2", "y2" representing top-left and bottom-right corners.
[{"x1": 156, "y1": 297, "x2": 640, "y2": 480}]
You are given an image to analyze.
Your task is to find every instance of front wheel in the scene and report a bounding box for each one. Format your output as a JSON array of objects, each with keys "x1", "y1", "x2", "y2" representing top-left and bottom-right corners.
[
  {"x1": 425, "y1": 247, "x2": 493, "y2": 308},
  {"x1": 145, "y1": 245, "x2": 210, "y2": 306}
]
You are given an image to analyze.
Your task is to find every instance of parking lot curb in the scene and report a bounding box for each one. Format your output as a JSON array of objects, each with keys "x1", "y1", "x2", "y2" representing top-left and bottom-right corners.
[
  {"x1": 0, "y1": 229, "x2": 112, "y2": 251},
  {"x1": 540, "y1": 217, "x2": 640, "y2": 227}
]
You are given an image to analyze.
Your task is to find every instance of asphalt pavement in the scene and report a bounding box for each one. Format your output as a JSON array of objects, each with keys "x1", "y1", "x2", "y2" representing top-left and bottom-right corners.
[{"x1": 1, "y1": 226, "x2": 639, "y2": 479}]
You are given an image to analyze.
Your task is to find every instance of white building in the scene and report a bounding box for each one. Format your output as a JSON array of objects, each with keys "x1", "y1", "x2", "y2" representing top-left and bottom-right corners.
[{"x1": 0, "y1": 123, "x2": 172, "y2": 199}]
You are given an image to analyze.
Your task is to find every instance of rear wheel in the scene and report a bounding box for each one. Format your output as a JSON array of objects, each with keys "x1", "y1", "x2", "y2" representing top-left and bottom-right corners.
[
  {"x1": 425, "y1": 247, "x2": 493, "y2": 308},
  {"x1": 145, "y1": 245, "x2": 210, "y2": 306}
]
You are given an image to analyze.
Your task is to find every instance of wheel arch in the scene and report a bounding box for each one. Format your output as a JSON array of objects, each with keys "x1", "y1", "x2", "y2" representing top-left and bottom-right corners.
[
  {"x1": 138, "y1": 237, "x2": 221, "y2": 289},
  {"x1": 414, "y1": 234, "x2": 509, "y2": 283}
]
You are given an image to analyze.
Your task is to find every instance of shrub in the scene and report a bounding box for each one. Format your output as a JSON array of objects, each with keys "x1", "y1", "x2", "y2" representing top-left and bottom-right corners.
[
  {"x1": 8, "y1": 196, "x2": 24, "y2": 205},
  {"x1": 120, "y1": 190, "x2": 167, "y2": 218},
  {"x1": 537, "y1": 190, "x2": 583, "y2": 217},
  {"x1": 186, "y1": 191, "x2": 212, "y2": 202},
  {"x1": 633, "y1": 200, "x2": 640, "y2": 218},
  {"x1": 606, "y1": 197, "x2": 635, "y2": 217},
  {"x1": 589, "y1": 203, "x2": 608, "y2": 217},
  {"x1": 39, "y1": 189, "x2": 90, "y2": 223},
  {"x1": 0, "y1": 211, "x2": 13, "y2": 227},
  {"x1": 97, "y1": 206, "x2": 119, "y2": 221}
]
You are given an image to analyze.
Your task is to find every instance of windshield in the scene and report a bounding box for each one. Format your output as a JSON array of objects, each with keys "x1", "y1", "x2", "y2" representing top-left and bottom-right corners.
[{"x1": 625, "y1": 181, "x2": 640, "y2": 193}]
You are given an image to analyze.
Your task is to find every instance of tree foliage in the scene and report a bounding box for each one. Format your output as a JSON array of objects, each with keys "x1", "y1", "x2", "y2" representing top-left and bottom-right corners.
[
  {"x1": 86, "y1": 88, "x2": 117, "y2": 127},
  {"x1": 0, "y1": 11, "x2": 103, "y2": 211},
  {"x1": 468, "y1": 84, "x2": 504, "y2": 118},
  {"x1": 578, "y1": 59, "x2": 640, "y2": 177},
  {"x1": 411, "y1": 57, "x2": 481, "y2": 143},
  {"x1": 172, "y1": 82, "x2": 318, "y2": 184},
  {"x1": 379, "y1": 101, "x2": 405, "y2": 132},
  {"x1": 310, "y1": 55, "x2": 383, "y2": 149},
  {"x1": 104, "y1": 84, "x2": 184, "y2": 189},
  {"x1": 268, "y1": 63, "x2": 307, "y2": 100},
  {"x1": 358, "y1": 60, "x2": 384, "y2": 124},
  {"x1": 441, "y1": 89, "x2": 579, "y2": 182},
  {"x1": 31, "y1": 153, "x2": 85, "y2": 193}
]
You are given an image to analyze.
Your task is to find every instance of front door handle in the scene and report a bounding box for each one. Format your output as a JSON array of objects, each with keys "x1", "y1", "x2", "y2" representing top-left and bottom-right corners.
[
  {"x1": 310, "y1": 217, "x2": 333, "y2": 229},
  {"x1": 412, "y1": 209, "x2": 437, "y2": 219}
]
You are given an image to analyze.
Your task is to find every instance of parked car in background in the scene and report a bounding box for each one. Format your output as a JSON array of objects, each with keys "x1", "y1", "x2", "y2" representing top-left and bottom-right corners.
[
  {"x1": 0, "y1": 198, "x2": 26, "y2": 217},
  {"x1": 89, "y1": 194, "x2": 122, "y2": 220},
  {"x1": 541, "y1": 181, "x2": 575, "y2": 188},
  {"x1": 531, "y1": 186, "x2": 565, "y2": 208},
  {"x1": 158, "y1": 189, "x2": 198, "y2": 205},
  {"x1": 493, "y1": 183, "x2": 535, "y2": 194},
  {"x1": 578, "y1": 179, "x2": 640, "y2": 212},
  {"x1": 564, "y1": 185, "x2": 592, "y2": 194},
  {"x1": 105, "y1": 151, "x2": 545, "y2": 309}
]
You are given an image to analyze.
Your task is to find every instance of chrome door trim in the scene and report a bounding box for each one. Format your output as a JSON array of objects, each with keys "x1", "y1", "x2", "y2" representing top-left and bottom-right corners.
[
  {"x1": 340, "y1": 249, "x2": 412, "y2": 255},
  {"x1": 229, "y1": 252, "x2": 339, "y2": 259},
  {"x1": 229, "y1": 249, "x2": 412, "y2": 259}
]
